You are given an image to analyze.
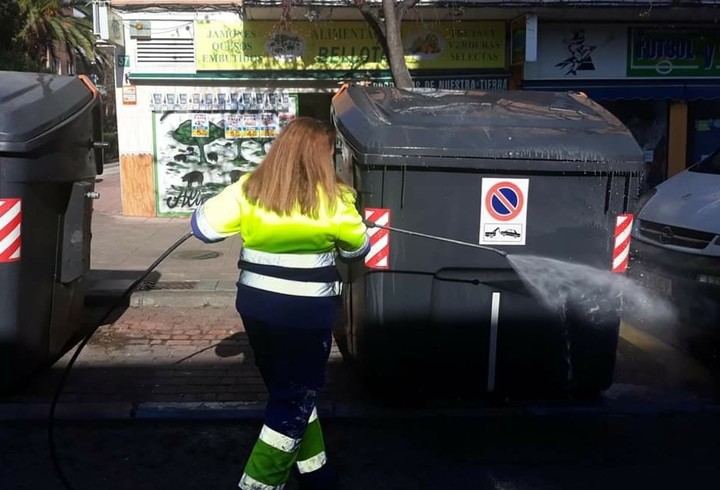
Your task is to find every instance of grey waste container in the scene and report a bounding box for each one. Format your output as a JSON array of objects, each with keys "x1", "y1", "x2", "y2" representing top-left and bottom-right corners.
[
  {"x1": 332, "y1": 86, "x2": 644, "y2": 395},
  {"x1": 0, "y1": 72, "x2": 103, "y2": 391}
]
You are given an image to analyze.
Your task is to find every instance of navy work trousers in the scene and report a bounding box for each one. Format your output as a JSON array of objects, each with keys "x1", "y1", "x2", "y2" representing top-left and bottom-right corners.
[
  {"x1": 241, "y1": 310, "x2": 338, "y2": 489},
  {"x1": 243, "y1": 316, "x2": 332, "y2": 439}
]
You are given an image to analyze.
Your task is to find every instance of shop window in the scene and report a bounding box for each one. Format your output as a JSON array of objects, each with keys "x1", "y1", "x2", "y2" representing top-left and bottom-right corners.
[
  {"x1": 298, "y1": 93, "x2": 332, "y2": 122},
  {"x1": 688, "y1": 101, "x2": 720, "y2": 166}
]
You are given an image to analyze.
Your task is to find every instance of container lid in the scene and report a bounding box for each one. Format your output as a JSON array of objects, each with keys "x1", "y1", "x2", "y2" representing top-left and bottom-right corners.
[
  {"x1": 0, "y1": 72, "x2": 93, "y2": 143},
  {"x1": 332, "y1": 86, "x2": 643, "y2": 166}
]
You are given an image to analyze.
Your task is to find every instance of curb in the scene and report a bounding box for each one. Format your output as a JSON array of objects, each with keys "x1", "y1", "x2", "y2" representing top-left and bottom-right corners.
[
  {"x1": 129, "y1": 289, "x2": 236, "y2": 308},
  {"x1": 0, "y1": 403, "x2": 135, "y2": 421},
  {"x1": 2, "y1": 400, "x2": 719, "y2": 423},
  {"x1": 129, "y1": 280, "x2": 236, "y2": 307},
  {"x1": 87, "y1": 280, "x2": 237, "y2": 308}
]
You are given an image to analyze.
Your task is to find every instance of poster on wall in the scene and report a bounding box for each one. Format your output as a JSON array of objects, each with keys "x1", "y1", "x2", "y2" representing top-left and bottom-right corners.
[
  {"x1": 152, "y1": 96, "x2": 297, "y2": 216},
  {"x1": 191, "y1": 114, "x2": 210, "y2": 137},
  {"x1": 122, "y1": 85, "x2": 137, "y2": 105}
]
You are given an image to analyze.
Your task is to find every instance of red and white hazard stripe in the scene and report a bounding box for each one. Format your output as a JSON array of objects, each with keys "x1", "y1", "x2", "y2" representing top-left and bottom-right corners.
[
  {"x1": 611, "y1": 213, "x2": 633, "y2": 273},
  {"x1": 364, "y1": 208, "x2": 390, "y2": 270},
  {"x1": 0, "y1": 198, "x2": 22, "y2": 263}
]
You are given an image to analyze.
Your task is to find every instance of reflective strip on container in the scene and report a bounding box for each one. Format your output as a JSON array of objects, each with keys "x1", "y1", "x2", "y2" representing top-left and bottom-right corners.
[
  {"x1": 0, "y1": 199, "x2": 21, "y2": 263},
  {"x1": 364, "y1": 208, "x2": 390, "y2": 269},
  {"x1": 241, "y1": 248, "x2": 335, "y2": 268},
  {"x1": 239, "y1": 271, "x2": 340, "y2": 297},
  {"x1": 612, "y1": 214, "x2": 634, "y2": 273},
  {"x1": 296, "y1": 451, "x2": 327, "y2": 474}
]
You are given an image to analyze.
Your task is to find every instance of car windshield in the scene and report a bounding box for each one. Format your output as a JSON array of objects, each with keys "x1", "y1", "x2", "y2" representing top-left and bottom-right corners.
[{"x1": 690, "y1": 150, "x2": 720, "y2": 174}]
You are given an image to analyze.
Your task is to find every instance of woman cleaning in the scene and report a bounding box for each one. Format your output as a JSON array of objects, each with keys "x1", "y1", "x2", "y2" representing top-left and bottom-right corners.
[{"x1": 190, "y1": 117, "x2": 370, "y2": 489}]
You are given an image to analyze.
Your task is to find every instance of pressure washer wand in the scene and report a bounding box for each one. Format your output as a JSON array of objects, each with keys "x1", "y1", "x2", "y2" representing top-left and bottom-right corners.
[{"x1": 363, "y1": 219, "x2": 508, "y2": 257}]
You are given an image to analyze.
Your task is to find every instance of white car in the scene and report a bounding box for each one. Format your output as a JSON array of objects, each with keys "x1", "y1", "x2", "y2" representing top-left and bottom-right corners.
[{"x1": 630, "y1": 150, "x2": 720, "y2": 331}]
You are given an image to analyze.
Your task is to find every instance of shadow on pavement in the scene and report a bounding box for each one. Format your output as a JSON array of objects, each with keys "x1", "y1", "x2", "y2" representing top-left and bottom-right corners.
[{"x1": 3, "y1": 413, "x2": 720, "y2": 489}]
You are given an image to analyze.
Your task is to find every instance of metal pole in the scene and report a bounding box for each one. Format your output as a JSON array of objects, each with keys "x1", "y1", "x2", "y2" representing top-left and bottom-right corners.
[{"x1": 364, "y1": 220, "x2": 508, "y2": 257}]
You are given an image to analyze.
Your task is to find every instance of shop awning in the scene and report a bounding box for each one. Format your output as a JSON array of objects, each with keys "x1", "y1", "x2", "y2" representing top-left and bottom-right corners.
[
  {"x1": 111, "y1": 0, "x2": 241, "y2": 6},
  {"x1": 127, "y1": 71, "x2": 510, "y2": 91},
  {"x1": 523, "y1": 80, "x2": 720, "y2": 101}
]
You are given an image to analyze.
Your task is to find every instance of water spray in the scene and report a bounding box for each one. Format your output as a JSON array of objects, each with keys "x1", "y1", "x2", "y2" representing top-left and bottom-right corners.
[{"x1": 362, "y1": 219, "x2": 673, "y2": 324}]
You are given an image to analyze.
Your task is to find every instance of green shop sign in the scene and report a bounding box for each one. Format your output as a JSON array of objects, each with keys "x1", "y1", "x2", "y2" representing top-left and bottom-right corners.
[{"x1": 629, "y1": 28, "x2": 720, "y2": 77}]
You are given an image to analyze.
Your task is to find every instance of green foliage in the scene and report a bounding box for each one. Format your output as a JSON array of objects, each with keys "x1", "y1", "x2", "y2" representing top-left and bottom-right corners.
[
  {"x1": 0, "y1": 48, "x2": 49, "y2": 72},
  {"x1": 0, "y1": 1, "x2": 30, "y2": 71},
  {"x1": 0, "y1": 0, "x2": 108, "y2": 72},
  {"x1": 0, "y1": 1, "x2": 22, "y2": 49},
  {"x1": 17, "y1": 0, "x2": 104, "y2": 69}
]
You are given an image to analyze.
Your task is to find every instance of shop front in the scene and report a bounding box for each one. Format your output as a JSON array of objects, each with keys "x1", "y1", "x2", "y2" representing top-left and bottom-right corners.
[
  {"x1": 627, "y1": 27, "x2": 720, "y2": 176},
  {"x1": 521, "y1": 23, "x2": 720, "y2": 188},
  {"x1": 114, "y1": 12, "x2": 509, "y2": 217}
]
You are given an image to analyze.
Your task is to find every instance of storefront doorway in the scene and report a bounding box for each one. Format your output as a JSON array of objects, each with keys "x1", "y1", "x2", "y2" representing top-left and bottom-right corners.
[{"x1": 601, "y1": 100, "x2": 669, "y2": 189}]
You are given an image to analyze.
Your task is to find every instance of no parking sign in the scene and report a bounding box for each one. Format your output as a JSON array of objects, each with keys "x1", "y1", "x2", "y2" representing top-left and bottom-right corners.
[{"x1": 479, "y1": 178, "x2": 529, "y2": 246}]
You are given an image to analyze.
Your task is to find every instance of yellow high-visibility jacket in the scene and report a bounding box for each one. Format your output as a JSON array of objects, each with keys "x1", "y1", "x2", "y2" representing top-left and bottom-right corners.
[{"x1": 191, "y1": 174, "x2": 369, "y2": 299}]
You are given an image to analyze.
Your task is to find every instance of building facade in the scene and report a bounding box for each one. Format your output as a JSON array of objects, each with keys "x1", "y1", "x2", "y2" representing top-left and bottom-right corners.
[
  {"x1": 105, "y1": 1, "x2": 720, "y2": 216},
  {"x1": 520, "y1": 20, "x2": 720, "y2": 189},
  {"x1": 109, "y1": 0, "x2": 512, "y2": 216}
]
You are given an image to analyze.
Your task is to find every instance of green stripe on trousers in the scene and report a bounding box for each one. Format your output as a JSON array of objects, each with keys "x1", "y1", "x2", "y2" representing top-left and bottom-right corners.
[
  {"x1": 243, "y1": 439, "x2": 296, "y2": 487},
  {"x1": 297, "y1": 418, "x2": 325, "y2": 462},
  {"x1": 243, "y1": 420, "x2": 326, "y2": 486}
]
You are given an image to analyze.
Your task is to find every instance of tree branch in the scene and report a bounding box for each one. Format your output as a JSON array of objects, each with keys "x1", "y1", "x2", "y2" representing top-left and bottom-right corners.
[
  {"x1": 397, "y1": 0, "x2": 420, "y2": 22},
  {"x1": 351, "y1": 0, "x2": 386, "y2": 38}
]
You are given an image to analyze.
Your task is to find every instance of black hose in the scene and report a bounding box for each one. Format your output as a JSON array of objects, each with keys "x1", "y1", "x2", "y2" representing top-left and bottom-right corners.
[
  {"x1": 363, "y1": 219, "x2": 508, "y2": 257},
  {"x1": 48, "y1": 231, "x2": 194, "y2": 490}
]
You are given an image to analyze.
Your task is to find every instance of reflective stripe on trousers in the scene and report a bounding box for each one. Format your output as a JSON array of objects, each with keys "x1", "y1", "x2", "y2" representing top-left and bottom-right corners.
[{"x1": 239, "y1": 409, "x2": 327, "y2": 489}]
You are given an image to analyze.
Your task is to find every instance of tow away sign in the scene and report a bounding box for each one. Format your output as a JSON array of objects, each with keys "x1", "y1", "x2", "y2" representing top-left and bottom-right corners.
[{"x1": 479, "y1": 178, "x2": 529, "y2": 246}]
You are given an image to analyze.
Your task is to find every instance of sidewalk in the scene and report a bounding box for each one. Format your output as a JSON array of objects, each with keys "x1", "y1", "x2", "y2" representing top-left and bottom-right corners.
[
  {"x1": 0, "y1": 306, "x2": 369, "y2": 420},
  {"x1": 1, "y1": 173, "x2": 371, "y2": 418},
  {"x1": 89, "y1": 170, "x2": 241, "y2": 306}
]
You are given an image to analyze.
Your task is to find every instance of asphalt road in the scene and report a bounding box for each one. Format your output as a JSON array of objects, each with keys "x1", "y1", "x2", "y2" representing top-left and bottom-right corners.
[
  {"x1": 3, "y1": 296, "x2": 719, "y2": 489},
  {"x1": 3, "y1": 413, "x2": 720, "y2": 490}
]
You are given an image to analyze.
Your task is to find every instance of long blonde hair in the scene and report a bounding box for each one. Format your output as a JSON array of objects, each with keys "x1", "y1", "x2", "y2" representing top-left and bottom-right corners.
[{"x1": 243, "y1": 117, "x2": 343, "y2": 217}]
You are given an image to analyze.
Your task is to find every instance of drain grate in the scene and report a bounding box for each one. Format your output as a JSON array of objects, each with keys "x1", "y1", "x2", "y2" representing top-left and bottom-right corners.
[
  {"x1": 145, "y1": 281, "x2": 199, "y2": 291},
  {"x1": 138, "y1": 277, "x2": 158, "y2": 291}
]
